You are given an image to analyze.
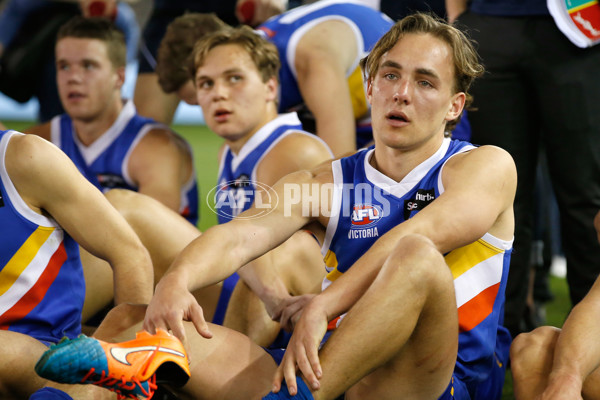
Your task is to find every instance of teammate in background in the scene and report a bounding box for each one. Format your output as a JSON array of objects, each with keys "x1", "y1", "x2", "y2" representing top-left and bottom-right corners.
[
  {"x1": 133, "y1": 0, "x2": 288, "y2": 124},
  {"x1": 102, "y1": 25, "x2": 333, "y2": 344},
  {"x1": 37, "y1": 13, "x2": 516, "y2": 400},
  {"x1": 510, "y1": 210, "x2": 600, "y2": 400},
  {"x1": 157, "y1": 1, "x2": 394, "y2": 157},
  {"x1": 0, "y1": 129, "x2": 153, "y2": 399},
  {"x1": 23, "y1": 16, "x2": 198, "y2": 324}
]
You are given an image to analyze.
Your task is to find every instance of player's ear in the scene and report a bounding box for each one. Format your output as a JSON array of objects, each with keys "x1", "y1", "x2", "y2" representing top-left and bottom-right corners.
[
  {"x1": 265, "y1": 76, "x2": 278, "y2": 102},
  {"x1": 114, "y1": 66, "x2": 126, "y2": 89},
  {"x1": 366, "y1": 77, "x2": 374, "y2": 105},
  {"x1": 445, "y1": 92, "x2": 465, "y2": 122}
]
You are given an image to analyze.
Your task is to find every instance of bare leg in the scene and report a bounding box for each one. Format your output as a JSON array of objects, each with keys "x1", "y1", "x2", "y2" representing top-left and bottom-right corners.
[
  {"x1": 0, "y1": 331, "x2": 114, "y2": 399},
  {"x1": 224, "y1": 230, "x2": 325, "y2": 346},
  {"x1": 311, "y1": 234, "x2": 458, "y2": 400},
  {"x1": 133, "y1": 73, "x2": 180, "y2": 124},
  {"x1": 105, "y1": 189, "x2": 221, "y2": 321},
  {"x1": 80, "y1": 247, "x2": 114, "y2": 325},
  {"x1": 100, "y1": 304, "x2": 277, "y2": 400}
]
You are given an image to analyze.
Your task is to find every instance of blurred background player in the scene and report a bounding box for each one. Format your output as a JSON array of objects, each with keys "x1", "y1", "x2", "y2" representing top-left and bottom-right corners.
[
  {"x1": 156, "y1": 1, "x2": 394, "y2": 157},
  {"x1": 133, "y1": 0, "x2": 288, "y2": 124},
  {"x1": 97, "y1": 25, "x2": 333, "y2": 346},
  {"x1": 24, "y1": 16, "x2": 198, "y2": 326}
]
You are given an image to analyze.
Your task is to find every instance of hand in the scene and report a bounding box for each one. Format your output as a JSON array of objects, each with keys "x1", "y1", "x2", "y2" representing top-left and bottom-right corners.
[
  {"x1": 236, "y1": 0, "x2": 286, "y2": 26},
  {"x1": 143, "y1": 273, "x2": 212, "y2": 351},
  {"x1": 271, "y1": 300, "x2": 328, "y2": 395},
  {"x1": 271, "y1": 294, "x2": 316, "y2": 332}
]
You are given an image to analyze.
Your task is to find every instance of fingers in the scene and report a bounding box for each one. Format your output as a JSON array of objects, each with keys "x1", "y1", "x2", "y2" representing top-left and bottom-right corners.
[
  {"x1": 280, "y1": 300, "x2": 305, "y2": 332},
  {"x1": 271, "y1": 363, "x2": 284, "y2": 393},
  {"x1": 189, "y1": 302, "x2": 213, "y2": 339},
  {"x1": 291, "y1": 338, "x2": 321, "y2": 391}
]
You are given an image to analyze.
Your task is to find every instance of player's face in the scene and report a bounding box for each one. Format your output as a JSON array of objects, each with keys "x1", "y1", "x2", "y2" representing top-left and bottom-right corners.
[
  {"x1": 194, "y1": 44, "x2": 277, "y2": 147},
  {"x1": 56, "y1": 38, "x2": 124, "y2": 121},
  {"x1": 367, "y1": 33, "x2": 465, "y2": 152}
]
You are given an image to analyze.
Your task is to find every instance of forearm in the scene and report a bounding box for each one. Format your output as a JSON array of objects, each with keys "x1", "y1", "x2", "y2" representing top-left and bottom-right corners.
[
  {"x1": 112, "y1": 246, "x2": 154, "y2": 305},
  {"x1": 315, "y1": 117, "x2": 356, "y2": 158},
  {"x1": 549, "y1": 293, "x2": 600, "y2": 386},
  {"x1": 164, "y1": 223, "x2": 260, "y2": 292},
  {"x1": 238, "y1": 255, "x2": 290, "y2": 316},
  {"x1": 312, "y1": 238, "x2": 392, "y2": 320}
]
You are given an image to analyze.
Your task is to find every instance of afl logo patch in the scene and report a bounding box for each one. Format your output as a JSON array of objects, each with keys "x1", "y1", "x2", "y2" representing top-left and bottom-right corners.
[{"x1": 351, "y1": 204, "x2": 382, "y2": 227}]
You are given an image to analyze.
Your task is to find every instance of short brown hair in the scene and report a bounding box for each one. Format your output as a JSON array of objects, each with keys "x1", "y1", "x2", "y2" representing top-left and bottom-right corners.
[
  {"x1": 156, "y1": 13, "x2": 228, "y2": 93},
  {"x1": 190, "y1": 25, "x2": 280, "y2": 84},
  {"x1": 360, "y1": 13, "x2": 483, "y2": 131},
  {"x1": 57, "y1": 16, "x2": 126, "y2": 68}
]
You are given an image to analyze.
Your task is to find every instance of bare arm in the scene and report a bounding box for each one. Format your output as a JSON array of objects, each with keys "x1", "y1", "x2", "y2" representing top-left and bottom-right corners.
[
  {"x1": 143, "y1": 165, "x2": 332, "y2": 344},
  {"x1": 294, "y1": 20, "x2": 359, "y2": 157},
  {"x1": 238, "y1": 133, "x2": 332, "y2": 312},
  {"x1": 7, "y1": 134, "x2": 154, "y2": 305},
  {"x1": 446, "y1": 0, "x2": 469, "y2": 23},
  {"x1": 128, "y1": 127, "x2": 194, "y2": 212},
  {"x1": 271, "y1": 145, "x2": 517, "y2": 393},
  {"x1": 311, "y1": 145, "x2": 516, "y2": 321},
  {"x1": 538, "y1": 211, "x2": 600, "y2": 398}
]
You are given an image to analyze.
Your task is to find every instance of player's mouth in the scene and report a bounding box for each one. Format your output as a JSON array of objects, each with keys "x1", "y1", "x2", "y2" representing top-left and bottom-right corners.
[
  {"x1": 67, "y1": 92, "x2": 86, "y2": 100},
  {"x1": 386, "y1": 111, "x2": 409, "y2": 126},
  {"x1": 214, "y1": 109, "x2": 232, "y2": 122}
]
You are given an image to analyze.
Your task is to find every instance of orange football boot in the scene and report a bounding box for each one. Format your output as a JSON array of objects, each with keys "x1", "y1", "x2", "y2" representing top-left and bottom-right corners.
[{"x1": 35, "y1": 329, "x2": 190, "y2": 399}]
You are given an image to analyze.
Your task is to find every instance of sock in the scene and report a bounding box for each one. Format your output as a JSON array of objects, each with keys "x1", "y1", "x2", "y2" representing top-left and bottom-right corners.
[
  {"x1": 29, "y1": 388, "x2": 74, "y2": 400},
  {"x1": 263, "y1": 376, "x2": 314, "y2": 399}
]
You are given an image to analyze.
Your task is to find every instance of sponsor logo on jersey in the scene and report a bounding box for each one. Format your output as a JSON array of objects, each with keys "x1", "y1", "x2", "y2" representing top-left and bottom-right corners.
[
  {"x1": 349, "y1": 204, "x2": 381, "y2": 239},
  {"x1": 403, "y1": 189, "x2": 435, "y2": 219},
  {"x1": 348, "y1": 227, "x2": 379, "y2": 239},
  {"x1": 351, "y1": 204, "x2": 382, "y2": 227},
  {"x1": 97, "y1": 173, "x2": 128, "y2": 189},
  {"x1": 257, "y1": 26, "x2": 276, "y2": 38}
]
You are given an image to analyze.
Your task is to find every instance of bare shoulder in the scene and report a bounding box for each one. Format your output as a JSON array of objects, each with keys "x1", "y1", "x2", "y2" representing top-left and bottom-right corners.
[
  {"x1": 445, "y1": 144, "x2": 516, "y2": 181},
  {"x1": 6, "y1": 133, "x2": 57, "y2": 167},
  {"x1": 5, "y1": 133, "x2": 71, "y2": 208},
  {"x1": 273, "y1": 131, "x2": 332, "y2": 162},
  {"x1": 297, "y1": 18, "x2": 356, "y2": 54},
  {"x1": 257, "y1": 130, "x2": 333, "y2": 186},
  {"x1": 133, "y1": 125, "x2": 194, "y2": 164},
  {"x1": 23, "y1": 121, "x2": 52, "y2": 140}
]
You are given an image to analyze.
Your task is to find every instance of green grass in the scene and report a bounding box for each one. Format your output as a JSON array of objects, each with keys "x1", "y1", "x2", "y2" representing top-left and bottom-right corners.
[{"x1": 5, "y1": 120, "x2": 573, "y2": 399}]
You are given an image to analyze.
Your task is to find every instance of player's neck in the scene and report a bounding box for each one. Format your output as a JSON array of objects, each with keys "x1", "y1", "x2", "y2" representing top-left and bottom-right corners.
[
  {"x1": 72, "y1": 98, "x2": 124, "y2": 146},
  {"x1": 227, "y1": 107, "x2": 278, "y2": 155},
  {"x1": 371, "y1": 135, "x2": 444, "y2": 182}
]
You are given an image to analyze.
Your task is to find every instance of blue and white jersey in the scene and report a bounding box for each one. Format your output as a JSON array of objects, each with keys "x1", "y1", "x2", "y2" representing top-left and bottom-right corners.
[
  {"x1": 50, "y1": 100, "x2": 199, "y2": 225},
  {"x1": 211, "y1": 113, "x2": 329, "y2": 326},
  {"x1": 0, "y1": 130, "x2": 84, "y2": 344},
  {"x1": 321, "y1": 138, "x2": 513, "y2": 388},
  {"x1": 214, "y1": 112, "x2": 321, "y2": 223},
  {"x1": 257, "y1": 0, "x2": 394, "y2": 147}
]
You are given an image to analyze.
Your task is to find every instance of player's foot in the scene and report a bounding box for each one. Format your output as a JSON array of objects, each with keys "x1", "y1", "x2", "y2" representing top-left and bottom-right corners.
[{"x1": 35, "y1": 329, "x2": 190, "y2": 399}]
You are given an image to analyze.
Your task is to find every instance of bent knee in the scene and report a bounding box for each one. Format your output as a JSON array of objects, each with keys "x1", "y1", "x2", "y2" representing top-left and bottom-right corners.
[
  {"x1": 105, "y1": 188, "x2": 139, "y2": 209},
  {"x1": 380, "y1": 234, "x2": 450, "y2": 288},
  {"x1": 511, "y1": 326, "x2": 560, "y2": 368}
]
